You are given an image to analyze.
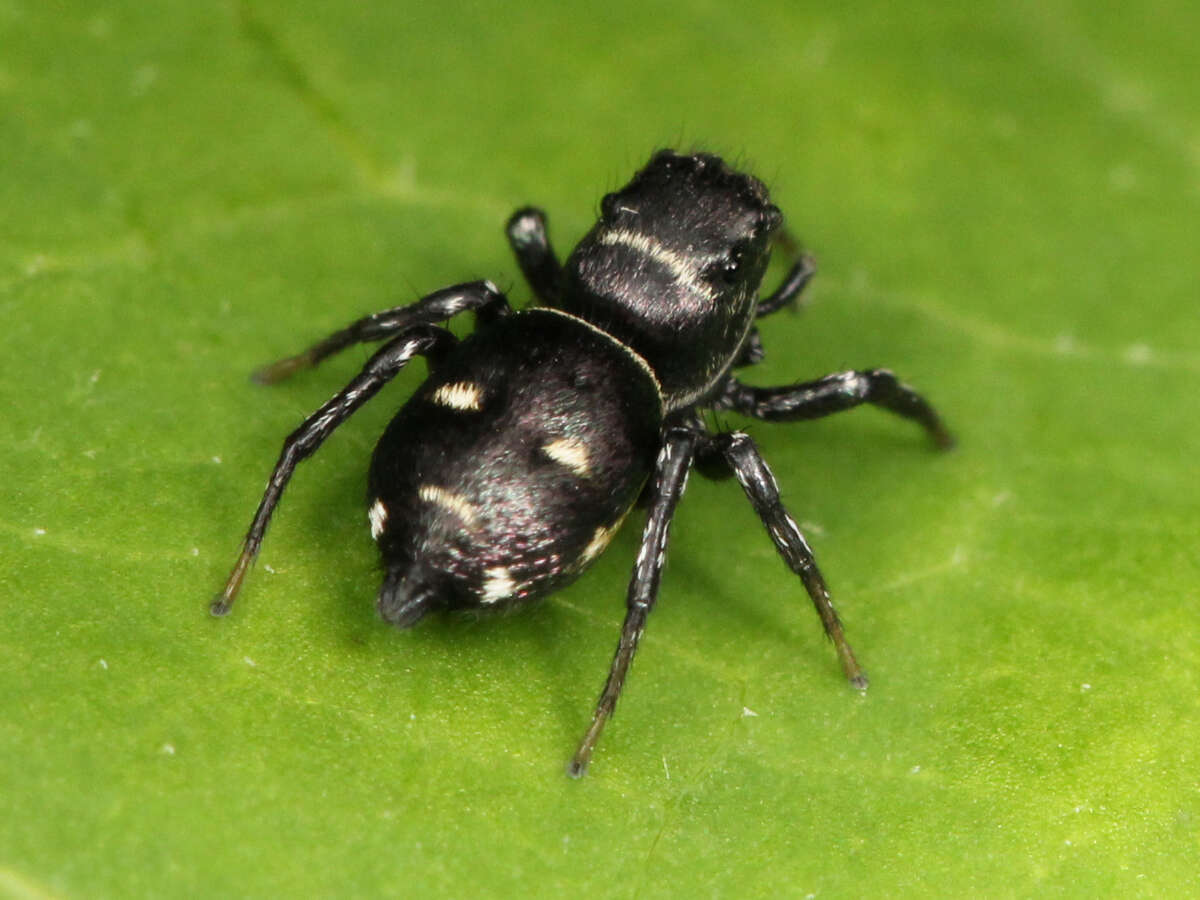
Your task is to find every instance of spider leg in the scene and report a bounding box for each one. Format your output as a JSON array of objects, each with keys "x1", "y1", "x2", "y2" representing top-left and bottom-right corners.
[
  {"x1": 713, "y1": 370, "x2": 954, "y2": 449},
  {"x1": 739, "y1": 253, "x2": 813, "y2": 367},
  {"x1": 252, "y1": 280, "x2": 509, "y2": 384},
  {"x1": 733, "y1": 328, "x2": 766, "y2": 368},
  {"x1": 506, "y1": 206, "x2": 563, "y2": 304},
  {"x1": 569, "y1": 426, "x2": 700, "y2": 778},
  {"x1": 757, "y1": 252, "x2": 816, "y2": 318},
  {"x1": 212, "y1": 325, "x2": 457, "y2": 617},
  {"x1": 699, "y1": 430, "x2": 868, "y2": 689}
]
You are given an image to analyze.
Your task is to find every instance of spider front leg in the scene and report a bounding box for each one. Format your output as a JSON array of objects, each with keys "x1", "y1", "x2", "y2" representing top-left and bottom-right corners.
[
  {"x1": 757, "y1": 251, "x2": 816, "y2": 318},
  {"x1": 734, "y1": 328, "x2": 766, "y2": 368},
  {"x1": 738, "y1": 252, "x2": 815, "y2": 367},
  {"x1": 506, "y1": 207, "x2": 563, "y2": 304},
  {"x1": 252, "y1": 280, "x2": 509, "y2": 385},
  {"x1": 715, "y1": 370, "x2": 954, "y2": 449},
  {"x1": 212, "y1": 325, "x2": 457, "y2": 617},
  {"x1": 698, "y1": 431, "x2": 868, "y2": 689},
  {"x1": 569, "y1": 426, "x2": 700, "y2": 778}
]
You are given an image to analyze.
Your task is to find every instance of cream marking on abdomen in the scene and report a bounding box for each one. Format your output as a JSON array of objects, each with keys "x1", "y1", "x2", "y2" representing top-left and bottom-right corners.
[
  {"x1": 430, "y1": 382, "x2": 484, "y2": 411},
  {"x1": 368, "y1": 498, "x2": 388, "y2": 540},
  {"x1": 543, "y1": 437, "x2": 591, "y2": 477},
  {"x1": 417, "y1": 484, "x2": 479, "y2": 527},
  {"x1": 480, "y1": 567, "x2": 517, "y2": 604}
]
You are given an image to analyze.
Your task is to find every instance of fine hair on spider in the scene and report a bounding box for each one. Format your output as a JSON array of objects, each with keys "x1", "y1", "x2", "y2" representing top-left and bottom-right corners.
[{"x1": 213, "y1": 149, "x2": 953, "y2": 777}]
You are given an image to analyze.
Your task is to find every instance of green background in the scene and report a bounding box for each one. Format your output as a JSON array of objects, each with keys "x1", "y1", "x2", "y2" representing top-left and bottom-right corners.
[{"x1": 3, "y1": 0, "x2": 1197, "y2": 896}]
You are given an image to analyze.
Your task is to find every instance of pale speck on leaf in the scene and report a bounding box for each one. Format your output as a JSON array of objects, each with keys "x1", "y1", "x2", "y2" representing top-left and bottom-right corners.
[
  {"x1": 131, "y1": 64, "x2": 159, "y2": 96},
  {"x1": 1123, "y1": 343, "x2": 1152, "y2": 365},
  {"x1": 87, "y1": 15, "x2": 112, "y2": 38},
  {"x1": 1108, "y1": 163, "x2": 1138, "y2": 192}
]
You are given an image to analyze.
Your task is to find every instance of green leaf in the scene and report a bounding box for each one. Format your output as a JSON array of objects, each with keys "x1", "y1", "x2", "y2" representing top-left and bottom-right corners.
[{"x1": 3, "y1": 0, "x2": 1198, "y2": 895}]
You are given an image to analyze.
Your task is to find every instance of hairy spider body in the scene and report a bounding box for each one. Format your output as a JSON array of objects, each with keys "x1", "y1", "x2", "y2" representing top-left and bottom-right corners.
[
  {"x1": 213, "y1": 149, "x2": 952, "y2": 776},
  {"x1": 369, "y1": 309, "x2": 662, "y2": 624}
]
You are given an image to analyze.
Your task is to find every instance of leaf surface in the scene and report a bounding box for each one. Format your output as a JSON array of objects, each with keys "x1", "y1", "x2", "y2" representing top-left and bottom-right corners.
[{"x1": 3, "y1": 1, "x2": 1198, "y2": 895}]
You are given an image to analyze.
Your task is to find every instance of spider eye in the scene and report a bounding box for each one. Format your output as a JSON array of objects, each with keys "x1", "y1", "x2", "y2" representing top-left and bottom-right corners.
[
  {"x1": 763, "y1": 204, "x2": 783, "y2": 233},
  {"x1": 718, "y1": 245, "x2": 748, "y2": 283},
  {"x1": 600, "y1": 192, "x2": 620, "y2": 220}
]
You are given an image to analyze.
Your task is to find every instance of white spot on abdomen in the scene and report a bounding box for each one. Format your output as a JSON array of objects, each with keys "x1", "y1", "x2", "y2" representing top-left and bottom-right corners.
[
  {"x1": 481, "y1": 567, "x2": 516, "y2": 604},
  {"x1": 543, "y1": 437, "x2": 591, "y2": 477},
  {"x1": 418, "y1": 485, "x2": 479, "y2": 528},
  {"x1": 580, "y1": 524, "x2": 617, "y2": 565},
  {"x1": 368, "y1": 498, "x2": 389, "y2": 540},
  {"x1": 575, "y1": 510, "x2": 631, "y2": 571},
  {"x1": 430, "y1": 382, "x2": 484, "y2": 411}
]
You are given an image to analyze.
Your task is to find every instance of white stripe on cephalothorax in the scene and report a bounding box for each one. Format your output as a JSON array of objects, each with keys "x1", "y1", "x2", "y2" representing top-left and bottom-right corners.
[
  {"x1": 598, "y1": 228, "x2": 717, "y2": 301},
  {"x1": 417, "y1": 485, "x2": 479, "y2": 528},
  {"x1": 430, "y1": 381, "x2": 484, "y2": 411}
]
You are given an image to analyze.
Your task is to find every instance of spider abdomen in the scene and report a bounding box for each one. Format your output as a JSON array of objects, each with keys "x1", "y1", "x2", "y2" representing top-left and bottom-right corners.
[{"x1": 367, "y1": 308, "x2": 663, "y2": 625}]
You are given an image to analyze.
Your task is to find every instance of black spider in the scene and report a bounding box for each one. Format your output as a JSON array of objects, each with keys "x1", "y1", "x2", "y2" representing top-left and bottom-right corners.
[{"x1": 213, "y1": 149, "x2": 953, "y2": 776}]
